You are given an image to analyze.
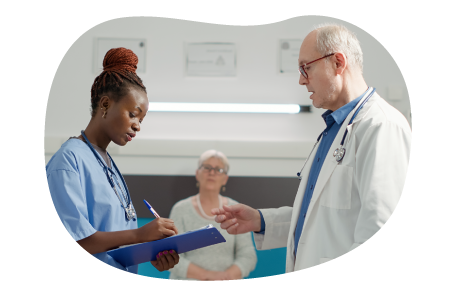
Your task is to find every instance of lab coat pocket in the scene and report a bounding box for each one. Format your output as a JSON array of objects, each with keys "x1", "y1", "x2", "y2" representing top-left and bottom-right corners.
[{"x1": 319, "y1": 165, "x2": 353, "y2": 209}]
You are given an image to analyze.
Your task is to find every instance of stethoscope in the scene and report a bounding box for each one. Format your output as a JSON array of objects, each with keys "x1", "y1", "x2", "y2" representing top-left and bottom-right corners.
[
  {"x1": 297, "y1": 87, "x2": 376, "y2": 180},
  {"x1": 81, "y1": 131, "x2": 137, "y2": 221}
]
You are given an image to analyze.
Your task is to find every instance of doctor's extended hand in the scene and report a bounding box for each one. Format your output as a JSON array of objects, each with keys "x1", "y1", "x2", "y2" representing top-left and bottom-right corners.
[
  {"x1": 136, "y1": 218, "x2": 178, "y2": 243},
  {"x1": 211, "y1": 204, "x2": 262, "y2": 235}
]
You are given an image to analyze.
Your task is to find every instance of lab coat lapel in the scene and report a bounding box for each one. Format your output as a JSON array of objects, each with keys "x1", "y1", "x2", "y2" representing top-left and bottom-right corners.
[
  {"x1": 291, "y1": 141, "x2": 319, "y2": 232},
  {"x1": 286, "y1": 140, "x2": 319, "y2": 272},
  {"x1": 303, "y1": 104, "x2": 358, "y2": 223}
]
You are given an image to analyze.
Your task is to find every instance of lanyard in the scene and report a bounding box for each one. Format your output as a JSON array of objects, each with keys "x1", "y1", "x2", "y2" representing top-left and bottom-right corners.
[
  {"x1": 80, "y1": 131, "x2": 136, "y2": 221},
  {"x1": 297, "y1": 87, "x2": 375, "y2": 179}
]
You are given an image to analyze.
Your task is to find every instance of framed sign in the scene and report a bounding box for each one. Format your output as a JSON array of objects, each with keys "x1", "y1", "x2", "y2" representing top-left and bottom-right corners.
[
  {"x1": 186, "y1": 43, "x2": 236, "y2": 76},
  {"x1": 279, "y1": 39, "x2": 301, "y2": 74},
  {"x1": 94, "y1": 38, "x2": 146, "y2": 73}
]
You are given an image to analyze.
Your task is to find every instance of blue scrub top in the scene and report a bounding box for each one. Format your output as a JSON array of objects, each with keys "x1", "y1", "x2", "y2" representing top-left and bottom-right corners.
[{"x1": 46, "y1": 138, "x2": 138, "y2": 273}]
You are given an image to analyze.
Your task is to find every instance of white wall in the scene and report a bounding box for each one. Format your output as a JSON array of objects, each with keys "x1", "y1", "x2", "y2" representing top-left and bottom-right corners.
[{"x1": 45, "y1": 16, "x2": 411, "y2": 176}]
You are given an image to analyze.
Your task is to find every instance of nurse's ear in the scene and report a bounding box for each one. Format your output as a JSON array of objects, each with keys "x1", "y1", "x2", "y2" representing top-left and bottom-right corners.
[{"x1": 98, "y1": 95, "x2": 112, "y2": 118}]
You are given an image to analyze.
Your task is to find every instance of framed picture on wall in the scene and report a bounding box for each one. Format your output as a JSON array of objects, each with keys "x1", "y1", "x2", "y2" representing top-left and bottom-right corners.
[
  {"x1": 278, "y1": 39, "x2": 301, "y2": 74},
  {"x1": 185, "y1": 42, "x2": 236, "y2": 77}
]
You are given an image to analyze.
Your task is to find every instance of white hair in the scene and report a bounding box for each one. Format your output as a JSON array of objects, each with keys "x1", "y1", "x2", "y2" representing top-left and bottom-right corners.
[
  {"x1": 197, "y1": 149, "x2": 230, "y2": 173},
  {"x1": 313, "y1": 23, "x2": 363, "y2": 73}
]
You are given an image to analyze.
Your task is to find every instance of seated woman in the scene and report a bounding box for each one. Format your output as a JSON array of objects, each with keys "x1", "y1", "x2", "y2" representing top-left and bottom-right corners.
[{"x1": 169, "y1": 150, "x2": 257, "y2": 280}]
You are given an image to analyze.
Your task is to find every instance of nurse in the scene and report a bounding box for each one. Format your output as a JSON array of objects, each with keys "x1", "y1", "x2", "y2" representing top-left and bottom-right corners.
[{"x1": 46, "y1": 47, "x2": 179, "y2": 274}]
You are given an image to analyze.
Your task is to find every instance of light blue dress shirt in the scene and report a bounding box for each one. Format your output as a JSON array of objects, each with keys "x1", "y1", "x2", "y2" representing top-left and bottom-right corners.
[
  {"x1": 257, "y1": 90, "x2": 369, "y2": 256},
  {"x1": 46, "y1": 138, "x2": 138, "y2": 273}
]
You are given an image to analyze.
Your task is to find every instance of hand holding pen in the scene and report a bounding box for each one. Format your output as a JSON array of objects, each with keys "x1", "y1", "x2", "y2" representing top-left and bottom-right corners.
[
  {"x1": 141, "y1": 199, "x2": 179, "y2": 271},
  {"x1": 136, "y1": 200, "x2": 178, "y2": 242}
]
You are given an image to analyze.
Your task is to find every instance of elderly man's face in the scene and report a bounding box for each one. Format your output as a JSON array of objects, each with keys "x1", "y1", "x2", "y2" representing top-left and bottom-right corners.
[{"x1": 298, "y1": 31, "x2": 338, "y2": 110}]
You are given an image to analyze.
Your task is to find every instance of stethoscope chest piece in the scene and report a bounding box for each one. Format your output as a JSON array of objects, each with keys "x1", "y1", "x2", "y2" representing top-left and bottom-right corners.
[
  {"x1": 125, "y1": 203, "x2": 137, "y2": 221},
  {"x1": 296, "y1": 87, "x2": 375, "y2": 177},
  {"x1": 333, "y1": 147, "x2": 346, "y2": 163}
]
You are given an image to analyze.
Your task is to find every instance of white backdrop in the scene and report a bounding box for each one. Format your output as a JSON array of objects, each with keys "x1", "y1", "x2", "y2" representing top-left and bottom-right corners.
[{"x1": 45, "y1": 16, "x2": 410, "y2": 176}]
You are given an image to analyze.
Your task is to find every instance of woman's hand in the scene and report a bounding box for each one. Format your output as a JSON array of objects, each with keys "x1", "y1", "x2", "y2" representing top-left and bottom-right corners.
[
  {"x1": 205, "y1": 270, "x2": 230, "y2": 281},
  {"x1": 136, "y1": 218, "x2": 178, "y2": 243},
  {"x1": 151, "y1": 250, "x2": 179, "y2": 271}
]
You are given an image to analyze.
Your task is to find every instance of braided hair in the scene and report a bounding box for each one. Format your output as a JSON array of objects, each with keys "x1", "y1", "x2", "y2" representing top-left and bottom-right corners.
[{"x1": 90, "y1": 47, "x2": 146, "y2": 116}]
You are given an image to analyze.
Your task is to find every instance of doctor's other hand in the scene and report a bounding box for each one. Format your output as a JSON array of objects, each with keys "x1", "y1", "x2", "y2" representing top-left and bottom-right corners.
[
  {"x1": 211, "y1": 204, "x2": 261, "y2": 235},
  {"x1": 136, "y1": 218, "x2": 178, "y2": 243},
  {"x1": 151, "y1": 250, "x2": 179, "y2": 272}
]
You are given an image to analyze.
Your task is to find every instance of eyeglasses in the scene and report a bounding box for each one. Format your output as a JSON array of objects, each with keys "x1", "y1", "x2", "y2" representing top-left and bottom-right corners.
[
  {"x1": 298, "y1": 53, "x2": 335, "y2": 78},
  {"x1": 200, "y1": 164, "x2": 227, "y2": 175}
]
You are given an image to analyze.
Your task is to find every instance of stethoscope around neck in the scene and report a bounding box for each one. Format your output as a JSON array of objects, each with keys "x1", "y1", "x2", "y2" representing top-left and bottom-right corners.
[
  {"x1": 297, "y1": 87, "x2": 376, "y2": 180},
  {"x1": 81, "y1": 131, "x2": 137, "y2": 221}
]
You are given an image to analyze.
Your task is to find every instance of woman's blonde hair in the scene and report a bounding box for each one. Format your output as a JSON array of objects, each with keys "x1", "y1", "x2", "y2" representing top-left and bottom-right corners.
[{"x1": 197, "y1": 150, "x2": 230, "y2": 174}]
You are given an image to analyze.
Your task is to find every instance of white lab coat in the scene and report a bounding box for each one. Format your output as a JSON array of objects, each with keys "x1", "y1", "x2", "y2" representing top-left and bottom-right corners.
[{"x1": 253, "y1": 92, "x2": 412, "y2": 272}]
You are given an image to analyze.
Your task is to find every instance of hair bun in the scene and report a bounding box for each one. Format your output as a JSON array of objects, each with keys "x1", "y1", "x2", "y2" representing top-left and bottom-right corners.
[{"x1": 102, "y1": 47, "x2": 138, "y2": 73}]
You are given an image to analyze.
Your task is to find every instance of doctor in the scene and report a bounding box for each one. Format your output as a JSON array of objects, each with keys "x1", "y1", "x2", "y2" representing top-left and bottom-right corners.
[{"x1": 212, "y1": 24, "x2": 412, "y2": 272}]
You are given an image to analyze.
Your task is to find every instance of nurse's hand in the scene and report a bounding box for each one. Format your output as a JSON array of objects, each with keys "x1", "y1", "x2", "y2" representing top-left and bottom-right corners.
[
  {"x1": 137, "y1": 218, "x2": 178, "y2": 243},
  {"x1": 211, "y1": 204, "x2": 262, "y2": 235},
  {"x1": 151, "y1": 250, "x2": 179, "y2": 271}
]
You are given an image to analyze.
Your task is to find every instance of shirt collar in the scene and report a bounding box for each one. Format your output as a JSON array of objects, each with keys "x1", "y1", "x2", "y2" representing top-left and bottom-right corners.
[{"x1": 321, "y1": 89, "x2": 369, "y2": 126}]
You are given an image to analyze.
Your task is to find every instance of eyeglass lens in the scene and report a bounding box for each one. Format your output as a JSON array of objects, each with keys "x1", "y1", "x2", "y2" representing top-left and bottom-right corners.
[
  {"x1": 202, "y1": 165, "x2": 225, "y2": 174},
  {"x1": 299, "y1": 67, "x2": 307, "y2": 78}
]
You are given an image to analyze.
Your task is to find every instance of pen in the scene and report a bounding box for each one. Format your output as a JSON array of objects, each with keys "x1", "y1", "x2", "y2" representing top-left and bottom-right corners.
[{"x1": 143, "y1": 199, "x2": 161, "y2": 218}]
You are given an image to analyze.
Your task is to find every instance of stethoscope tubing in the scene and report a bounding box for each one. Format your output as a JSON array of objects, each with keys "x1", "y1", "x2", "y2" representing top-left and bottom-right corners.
[
  {"x1": 80, "y1": 131, "x2": 134, "y2": 217},
  {"x1": 297, "y1": 87, "x2": 375, "y2": 179},
  {"x1": 339, "y1": 87, "x2": 375, "y2": 147}
]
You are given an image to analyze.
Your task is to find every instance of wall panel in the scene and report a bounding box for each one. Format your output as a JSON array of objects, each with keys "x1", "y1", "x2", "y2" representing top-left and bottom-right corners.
[{"x1": 125, "y1": 175, "x2": 300, "y2": 218}]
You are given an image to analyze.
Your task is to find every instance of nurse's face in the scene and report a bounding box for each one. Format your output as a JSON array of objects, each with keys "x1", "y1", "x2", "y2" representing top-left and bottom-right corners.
[{"x1": 103, "y1": 88, "x2": 149, "y2": 146}]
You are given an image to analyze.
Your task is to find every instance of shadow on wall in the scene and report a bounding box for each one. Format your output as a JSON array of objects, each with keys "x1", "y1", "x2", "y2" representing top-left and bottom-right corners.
[{"x1": 137, "y1": 218, "x2": 286, "y2": 279}]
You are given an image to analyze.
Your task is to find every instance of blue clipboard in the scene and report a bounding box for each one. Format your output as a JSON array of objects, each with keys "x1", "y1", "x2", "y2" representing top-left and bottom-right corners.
[{"x1": 107, "y1": 225, "x2": 226, "y2": 267}]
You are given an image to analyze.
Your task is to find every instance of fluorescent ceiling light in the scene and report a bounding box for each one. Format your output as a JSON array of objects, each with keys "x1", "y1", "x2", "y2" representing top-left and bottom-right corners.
[{"x1": 148, "y1": 102, "x2": 304, "y2": 114}]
